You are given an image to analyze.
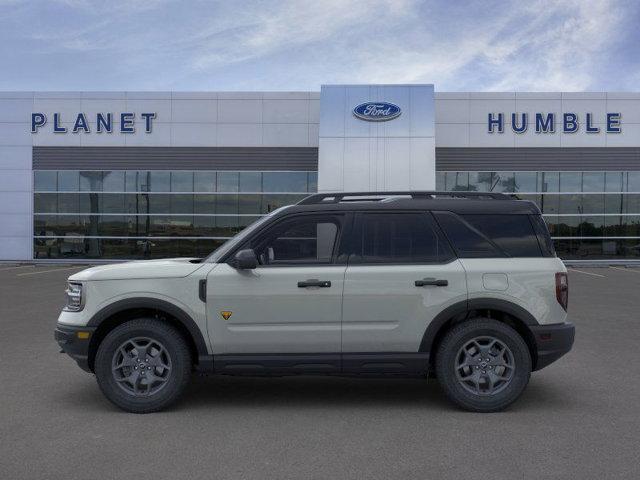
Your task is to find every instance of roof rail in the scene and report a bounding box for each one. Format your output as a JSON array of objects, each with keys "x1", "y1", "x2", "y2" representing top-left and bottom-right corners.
[{"x1": 297, "y1": 191, "x2": 510, "y2": 205}]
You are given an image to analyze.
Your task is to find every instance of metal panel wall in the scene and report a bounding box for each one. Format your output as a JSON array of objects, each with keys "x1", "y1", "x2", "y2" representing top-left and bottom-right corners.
[
  {"x1": 435, "y1": 147, "x2": 640, "y2": 171},
  {"x1": 33, "y1": 147, "x2": 319, "y2": 171}
]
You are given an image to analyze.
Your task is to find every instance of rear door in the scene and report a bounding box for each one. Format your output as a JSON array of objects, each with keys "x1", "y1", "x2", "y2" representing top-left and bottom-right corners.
[{"x1": 341, "y1": 212, "x2": 468, "y2": 361}]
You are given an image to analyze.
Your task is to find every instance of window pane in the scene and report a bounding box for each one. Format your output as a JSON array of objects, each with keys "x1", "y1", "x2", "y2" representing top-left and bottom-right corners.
[
  {"x1": 126, "y1": 171, "x2": 146, "y2": 192},
  {"x1": 103, "y1": 171, "x2": 125, "y2": 192},
  {"x1": 239, "y1": 172, "x2": 262, "y2": 192},
  {"x1": 446, "y1": 172, "x2": 468, "y2": 191},
  {"x1": 79, "y1": 172, "x2": 103, "y2": 192},
  {"x1": 34, "y1": 171, "x2": 57, "y2": 191},
  {"x1": 58, "y1": 171, "x2": 79, "y2": 192},
  {"x1": 194, "y1": 172, "x2": 217, "y2": 192},
  {"x1": 254, "y1": 216, "x2": 340, "y2": 264},
  {"x1": 238, "y1": 194, "x2": 262, "y2": 214},
  {"x1": 148, "y1": 171, "x2": 170, "y2": 192},
  {"x1": 307, "y1": 172, "x2": 318, "y2": 192},
  {"x1": 435, "y1": 172, "x2": 445, "y2": 191},
  {"x1": 514, "y1": 172, "x2": 537, "y2": 193},
  {"x1": 435, "y1": 212, "x2": 503, "y2": 258},
  {"x1": 216, "y1": 194, "x2": 238, "y2": 214},
  {"x1": 356, "y1": 213, "x2": 453, "y2": 263},
  {"x1": 194, "y1": 194, "x2": 216, "y2": 214},
  {"x1": 559, "y1": 194, "x2": 581, "y2": 214},
  {"x1": 217, "y1": 172, "x2": 239, "y2": 192},
  {"x1": 461, "y1": 214, "x2": 542, "y2": 257},
  {"x1": 57, "y1": 193, "x2": 79, "y2": 213},
  {"x1": 494, "y1": 172, "x2": 515, "y2": 192},
  {"x1": 582, "y1": 172, "x2": 604, "y2": 192},
  {"x1": 560, "y1": 172, "x2": 582, "y2": 192},
  {"x1": 171, "y1": 172, "x2": 193, "y2": 192},
  {"x1": 468, "y1": 172, "x2": 493, "y2": 192},
  {"x1": 627, "y1": 172, "x2": 640, "y2": 192},
  {"x1": 605, "y1": 172, "x2": 623, "y2": 192},
  {"x1": 100, "y1": 193, "x2": 124, "y2": 214},
  {"x1": 170, "y1": 194, "x2": 194, "y2": 214},
  {"x1": 147, "y1": 194, "x2": 171, "y2": 214},
  {"x1": 582, "y1": 194, "x2": 604, "y2": 214},
  {"x1": 540, "y1": 194, "x2": 559, "y2": 214},
  {"x1": 539, "y1": 172, "x2": 559, "y2": 192},
  {"x1": 262, "y1": 172, "x2": 307, "y2": 192},
  {"x1": 34, "y1": 193, "x2": 57, "y2": 213}
]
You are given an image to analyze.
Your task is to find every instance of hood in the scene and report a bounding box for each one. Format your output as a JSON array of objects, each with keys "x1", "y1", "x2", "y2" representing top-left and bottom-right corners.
[{"x1": 68, "y1": 258, "x2": 205, "y2": 281}]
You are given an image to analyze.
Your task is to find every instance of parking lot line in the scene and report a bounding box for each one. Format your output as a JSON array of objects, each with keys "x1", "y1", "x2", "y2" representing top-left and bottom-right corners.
[
  {"x1": 609, "y1": 266, "x2": 640, "y2": 274},
  {"x1": 16, "y1": 266, "x2": 84, "y2": 277},
  {"x1": 0, "y1": 265, "x2": 34, "y2": 272},
  {"x1": 567, "y1": 268, "x2": 606, "y2": 278}
]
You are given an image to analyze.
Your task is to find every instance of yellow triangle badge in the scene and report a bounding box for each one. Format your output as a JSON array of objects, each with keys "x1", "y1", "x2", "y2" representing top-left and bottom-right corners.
[{"x1": 220, "y1": 311, "x2": 232, "y2": 321}]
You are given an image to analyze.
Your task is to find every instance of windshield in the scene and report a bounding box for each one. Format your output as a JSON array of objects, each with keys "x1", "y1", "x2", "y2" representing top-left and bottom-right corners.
[{"x1": 204, "y1": 206, "x2": 291, "y2": 263}]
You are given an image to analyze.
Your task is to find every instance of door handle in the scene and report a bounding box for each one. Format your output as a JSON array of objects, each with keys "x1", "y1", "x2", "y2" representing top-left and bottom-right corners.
[
  {"x1": 415, "y1": 278, "x2": 448, "y2": 287},
  {"x1": 297, "y1": 279, "x2": 332, "y2": 288}
]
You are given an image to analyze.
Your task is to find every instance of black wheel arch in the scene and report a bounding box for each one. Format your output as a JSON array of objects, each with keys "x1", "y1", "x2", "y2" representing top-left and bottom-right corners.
[
  {"x1": 421, "y1": 298, "x2": 539, "y2": 369},
  {"x1": 86, "y1": 298, "x2": 210, "y2": 372}
]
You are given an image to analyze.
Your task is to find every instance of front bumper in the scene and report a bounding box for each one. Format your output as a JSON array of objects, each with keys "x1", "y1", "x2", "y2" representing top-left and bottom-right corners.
[
  {"x1": 54, "y1": 324, "x2": 96, "y2": 372},
  {"x1": 530, "y1": 322, "x2": 575, "y2": 371}
]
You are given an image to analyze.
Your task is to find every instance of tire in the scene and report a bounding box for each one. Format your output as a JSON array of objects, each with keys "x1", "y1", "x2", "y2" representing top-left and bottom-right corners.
[
  {"x1": 94, "y1": 318, "x2": 192, "y2": 413},
  {"x1": 435, "y1": 318, "x2": 531, "y2": 412}
]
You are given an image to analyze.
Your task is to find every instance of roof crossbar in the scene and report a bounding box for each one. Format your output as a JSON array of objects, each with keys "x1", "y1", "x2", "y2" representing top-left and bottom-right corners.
[{"x1": 297, "y1": 191, "x2": 510, "y2": 205}]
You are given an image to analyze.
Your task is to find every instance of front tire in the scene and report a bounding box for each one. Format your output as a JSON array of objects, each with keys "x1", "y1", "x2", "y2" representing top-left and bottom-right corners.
[
  {"x1": 95, "y1": 318, "x2": 192, "y2": 413},
  {"x1": 435, "y1": 318, "x2": 531, "y2": 412}
]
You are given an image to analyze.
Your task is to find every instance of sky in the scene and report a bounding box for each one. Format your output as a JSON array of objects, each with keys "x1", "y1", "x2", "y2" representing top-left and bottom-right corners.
[{"x1": 0, "y1": 0, "x2": 638, "y2": 92}]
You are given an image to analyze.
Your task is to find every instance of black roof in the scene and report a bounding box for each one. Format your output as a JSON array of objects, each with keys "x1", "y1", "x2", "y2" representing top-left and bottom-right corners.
[{"x1": 282, "y1": 191, "x2": 540, "y2": 215}]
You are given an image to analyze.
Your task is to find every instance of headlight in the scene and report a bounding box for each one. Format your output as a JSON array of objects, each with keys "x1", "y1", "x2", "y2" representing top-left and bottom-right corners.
[{"x1": 64, "y1": 282, "x2": 84, "y2": 312}]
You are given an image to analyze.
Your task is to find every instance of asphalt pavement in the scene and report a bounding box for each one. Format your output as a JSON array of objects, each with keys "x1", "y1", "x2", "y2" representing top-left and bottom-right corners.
[{"x1": 0, "y1": 263, "x2": 639, "y2": 479}]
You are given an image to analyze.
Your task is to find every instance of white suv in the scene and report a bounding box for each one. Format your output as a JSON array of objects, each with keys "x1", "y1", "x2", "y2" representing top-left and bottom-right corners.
[{"x1": 55, "y1": 191, "x2": 575, "y2": 413}]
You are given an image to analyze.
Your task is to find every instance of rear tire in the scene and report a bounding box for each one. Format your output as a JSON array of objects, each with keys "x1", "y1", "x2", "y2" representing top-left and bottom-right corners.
[
  {"x1": 95, "y1": 318, "x2": 192, "y2": 413},
  {"x1": 435, "y1": 318, "x2": 531, "y2": 412}
]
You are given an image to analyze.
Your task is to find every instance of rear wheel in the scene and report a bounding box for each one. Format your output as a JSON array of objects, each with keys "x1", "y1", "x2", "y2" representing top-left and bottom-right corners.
[
  {"x1": 95, "y1": 318, "x2": 192, "y2": 413},
  {"x1": 435, "y1": 318, "x2": 531, "y2": 412}
]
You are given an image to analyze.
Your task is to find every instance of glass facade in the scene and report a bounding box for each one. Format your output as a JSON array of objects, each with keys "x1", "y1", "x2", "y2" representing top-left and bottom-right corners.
[
  {"x1": 34, "y1": 170, "x2": 317, "y2": 259},
  {"x1": 437, "y1": 171, "x2": 640, "y2": 260}
]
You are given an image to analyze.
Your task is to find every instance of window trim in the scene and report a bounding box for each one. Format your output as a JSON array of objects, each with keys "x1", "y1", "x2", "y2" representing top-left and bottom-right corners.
[{"x1": 345, "y1": 211, "x2": 457, "y2": 266}]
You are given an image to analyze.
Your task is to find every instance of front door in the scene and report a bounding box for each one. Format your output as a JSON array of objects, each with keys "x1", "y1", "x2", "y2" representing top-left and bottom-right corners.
[
  {"x1": 206, "y1": 213, "x2": 347, "y2": 358},
  {"x1": 341, "y1": 212, "x2": 467, "y2": 370}
]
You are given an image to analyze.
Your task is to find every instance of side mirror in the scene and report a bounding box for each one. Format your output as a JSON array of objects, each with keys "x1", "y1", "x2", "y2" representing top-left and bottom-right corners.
[{"x1": 232, "y1": 249, "x2": 258, "y2": 270}]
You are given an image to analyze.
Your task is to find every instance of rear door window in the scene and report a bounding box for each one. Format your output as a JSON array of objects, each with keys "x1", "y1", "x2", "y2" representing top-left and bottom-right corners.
[{"x1": 350, "y1": 212, "x2": 454, "y2": 264}]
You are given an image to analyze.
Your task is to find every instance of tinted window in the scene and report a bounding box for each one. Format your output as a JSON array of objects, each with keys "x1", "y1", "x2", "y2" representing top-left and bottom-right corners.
[
  {"x1": 252, "y1": 215, "x2": 340, "y2": 265},
  {"x1": 434, "y1": 212, "x2": 502, "y2": 258},
  {"x1": 530, "y1": 214, "x2": 556, "y2": 257},
  {"x1": 353, "y1": 213, "x2": 453, "y2": 263},
  {"x1": 462, "y1": 214, "x2": 542, "y2": 257}
]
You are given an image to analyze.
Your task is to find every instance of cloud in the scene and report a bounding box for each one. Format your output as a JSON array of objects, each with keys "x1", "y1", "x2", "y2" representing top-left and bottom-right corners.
[{"x1": 0, "y1": 0, "x2": 637, "y2": 91}]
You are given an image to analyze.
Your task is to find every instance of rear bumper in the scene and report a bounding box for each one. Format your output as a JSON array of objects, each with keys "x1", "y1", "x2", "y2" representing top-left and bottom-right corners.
[
  {"x1": 531, "y1": 322, "x2": 575, "y2": 371},
  {"x1": 54, "y1": 324, "x2": 96, "y2": 372}
]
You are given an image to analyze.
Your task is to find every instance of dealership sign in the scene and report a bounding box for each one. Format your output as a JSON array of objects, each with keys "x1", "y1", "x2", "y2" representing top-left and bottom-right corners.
[
  {"x1": 30, "y1": 112, "x2": 157, "y2": 134},
  {"x1": 353, "y1": 102, "x2": 402, "y2": 122},
  {"x1": 488, "y1": 112, "x2": 621, "y2": 134}
]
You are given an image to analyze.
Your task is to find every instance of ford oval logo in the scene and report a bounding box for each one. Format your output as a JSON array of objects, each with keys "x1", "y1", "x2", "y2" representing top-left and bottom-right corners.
[{"x1": 353, "y1": 102, "x2": 402, "y2": 122}]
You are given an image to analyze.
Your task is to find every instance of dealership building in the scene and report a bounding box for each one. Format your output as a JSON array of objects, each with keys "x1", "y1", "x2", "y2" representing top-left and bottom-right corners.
[{"x1": 1, "y1": 84, "x2": 640, "y2": 262}]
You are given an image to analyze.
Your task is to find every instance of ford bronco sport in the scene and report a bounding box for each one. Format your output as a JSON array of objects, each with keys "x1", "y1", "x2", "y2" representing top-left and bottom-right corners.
[{"x1": 55, "y1": 191, "x2": 575, "y2": 413}]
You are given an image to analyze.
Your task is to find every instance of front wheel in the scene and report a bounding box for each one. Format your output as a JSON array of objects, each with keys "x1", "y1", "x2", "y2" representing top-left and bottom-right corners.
[
  {"x1": 435, "y1": 319, "x2": 531, "y2": 412},
  {"x1": 95, "y1": 319, "x2": 192, "y2": 413}
]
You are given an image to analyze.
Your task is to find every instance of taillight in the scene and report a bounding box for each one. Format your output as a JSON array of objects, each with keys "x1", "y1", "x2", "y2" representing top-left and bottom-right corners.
[{"x1": 555, "y1": 272, "x2": 568, "y2": 311}]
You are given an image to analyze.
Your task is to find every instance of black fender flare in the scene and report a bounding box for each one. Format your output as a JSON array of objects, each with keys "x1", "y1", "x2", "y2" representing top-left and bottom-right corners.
[
  {"x1": 419, "y1": 298, "x2": 539, "y2": 353},
  {"x1": 87, "y1": 297, "x2": 209, "y2": 357}
]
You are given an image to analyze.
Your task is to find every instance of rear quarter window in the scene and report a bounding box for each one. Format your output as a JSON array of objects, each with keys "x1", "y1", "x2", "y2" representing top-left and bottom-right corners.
[{"x1": 461, "y1": 214, "x2": 542, "y2": 257}]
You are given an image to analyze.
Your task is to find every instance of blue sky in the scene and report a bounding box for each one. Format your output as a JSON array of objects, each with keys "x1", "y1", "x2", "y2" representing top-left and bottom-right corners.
[{"x1": 0, "y1": 0, "x2": 638, "y2": 91}]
